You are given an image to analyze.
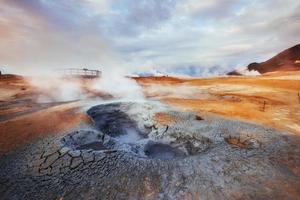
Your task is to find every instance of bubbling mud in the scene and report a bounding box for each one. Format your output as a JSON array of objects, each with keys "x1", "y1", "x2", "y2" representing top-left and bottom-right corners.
[
  {"x1": 144, "y1": 142, "x2": 186, "y2": 159},
  {"x1": 61, "y1": 101, "x2": 213, "y2": 160}
]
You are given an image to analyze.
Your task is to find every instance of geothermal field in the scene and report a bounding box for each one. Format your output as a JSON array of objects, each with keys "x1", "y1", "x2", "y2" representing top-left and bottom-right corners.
[
  {"x1": 1, "y1": 1, "x2": 300, "y2": 199},
  {"x1": 0, "y1": 67, "x2": 300, "y2": 199}
]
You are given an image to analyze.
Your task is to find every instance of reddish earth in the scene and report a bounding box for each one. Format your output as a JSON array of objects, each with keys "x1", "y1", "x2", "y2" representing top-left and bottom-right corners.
[
  {"x1": 0, "y1": 103, "x2": 89, "y2": 154},
  {"x1": 0, "y1": 75, "x2": 91, "y2": 154},
  {"x1": 0, "y1": 72, "x2": 300, "y2": 200},
  {"x1": 134, "y1": 71, "x2": 300, "y2": 135},
  {"x1": 154, "y1": 112, "x2": 176, "y2": 125},
  {"x1": 1, "y1": 71, "x2": 300, "y2": 154}
]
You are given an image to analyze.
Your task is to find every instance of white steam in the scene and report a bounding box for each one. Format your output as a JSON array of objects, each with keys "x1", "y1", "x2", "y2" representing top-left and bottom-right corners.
[
  {"x1": 235, "y1": 67, "x2": 261, "y2": 76},
  {"x1": 91, "y1": 74, "x2": 144, "y2": 100},
  {"x1": 27, "y1": 69, "x2": 145, "y2": 103},
  {"x1": 28, "y1": 76, "x2": 84, "y2": 103}
]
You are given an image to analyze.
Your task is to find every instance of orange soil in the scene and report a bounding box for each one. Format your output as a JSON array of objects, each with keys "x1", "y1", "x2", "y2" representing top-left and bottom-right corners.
[
  {"x1": 1, "y1": 72, "x2": 299, "y2": 154},
  {"x1": 0, "y1": 106, "x2": 31, "y2": 115},
  {"x1": 136, "y1": 72, "x2": 300, "y2": 134},
  {"x1": 0, "y1": 102, "x2": 90, "y2": 154},
  {"x1": 154, "y1": 112, "x2": 176, "y2": 125},
  {"x1": 0, "y1": 76, "x2": 91, "y2": 154}
]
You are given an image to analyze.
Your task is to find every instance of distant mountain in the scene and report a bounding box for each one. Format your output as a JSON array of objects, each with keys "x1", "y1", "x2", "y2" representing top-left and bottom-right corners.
[
  {"x1": 228, "y1": 44, "x2": 300, "y2": 75},
  {"x1": 227, "y1": 70, "x2": 242, "y2": 76},
  {"x1": 136, "y1": 65, "x2": 228, "y2": 78}
]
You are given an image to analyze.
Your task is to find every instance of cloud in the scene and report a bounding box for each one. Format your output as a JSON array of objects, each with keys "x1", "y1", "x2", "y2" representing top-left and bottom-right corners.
[
  {"x1": 96, "y1": 0, "x2": 179, "y2": 36},
  {"x1": 175, "y1": 0, "x2": 240, "y2": 19},
  {"x1": 0, "y1": 0, "x2": 120, "y2": 75},
  {"x1": 0, "y1": 0, "x2": 299, "y2": 76}
]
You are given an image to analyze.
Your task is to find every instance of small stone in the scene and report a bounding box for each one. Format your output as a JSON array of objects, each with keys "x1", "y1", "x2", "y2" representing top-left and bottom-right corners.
[
  {"x1": 68, "y1": 150, "x2": 81, "y2": 157},
  {"x1": 59, "y1": 147, "x2": 70, "y2": 154}
]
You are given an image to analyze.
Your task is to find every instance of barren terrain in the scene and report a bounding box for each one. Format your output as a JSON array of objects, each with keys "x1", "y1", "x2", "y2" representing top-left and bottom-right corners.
[
  {"x1": 0, "y1": 75, "x2": 91, "y2": 154},
  {"x1": 134, "y1": 71, "x2": 300, "y2": 135},
  {"x1": 0, "y1": 72, "x2": 300, "y2": 199}
]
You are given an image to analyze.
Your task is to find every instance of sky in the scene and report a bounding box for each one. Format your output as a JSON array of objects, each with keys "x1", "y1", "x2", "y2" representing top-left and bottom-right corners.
[{"x1": 0, "y1": 0, "x2": 299, "y2": 76}]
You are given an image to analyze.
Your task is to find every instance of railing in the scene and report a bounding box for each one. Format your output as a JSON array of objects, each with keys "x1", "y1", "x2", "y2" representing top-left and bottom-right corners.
[{"x1": 64, "y1": 68, "x2": 101, "y2": 78}]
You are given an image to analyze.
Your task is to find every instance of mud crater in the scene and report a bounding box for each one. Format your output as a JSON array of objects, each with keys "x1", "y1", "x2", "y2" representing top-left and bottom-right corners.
[
  {"x1": 61, "y1": 102, "x2": 213, "y2": 160},
  {"x1": 61, "y1": 130, "x2": 110, "y2": 151}
]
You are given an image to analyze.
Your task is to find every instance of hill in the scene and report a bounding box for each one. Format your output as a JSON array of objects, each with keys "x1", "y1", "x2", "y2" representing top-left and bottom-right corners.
[{"x1": 228, "y1": 44, "x2": 300, "y2": 75}]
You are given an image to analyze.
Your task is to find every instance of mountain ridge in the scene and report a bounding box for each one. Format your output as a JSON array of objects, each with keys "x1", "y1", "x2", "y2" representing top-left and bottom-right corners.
[{"x1": 228, "y1": 44, "x2": 300, "y2": 75}]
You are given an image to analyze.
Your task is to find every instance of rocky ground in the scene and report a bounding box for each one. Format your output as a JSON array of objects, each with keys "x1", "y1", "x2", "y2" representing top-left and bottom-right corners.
[
  {"x1": 1, "y1": 101, "x2": 299, "y2": 200},
  {"x1": 1, "y1": 73, "x2": 300, "y2": 199}
]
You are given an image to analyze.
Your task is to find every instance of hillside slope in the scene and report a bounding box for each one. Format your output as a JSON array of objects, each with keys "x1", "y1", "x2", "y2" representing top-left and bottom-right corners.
[
  {"x1": 248, "y1": 44, "x2": 300, "y2": 73},
  {"x1": 228, "y1": 44, "x2": 300, "y2": 75}
]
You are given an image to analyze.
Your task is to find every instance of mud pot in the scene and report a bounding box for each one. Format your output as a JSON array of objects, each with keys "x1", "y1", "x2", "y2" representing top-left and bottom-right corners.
[{"x1": 1, "y1": 101, "x2": 300, "y2": 199}]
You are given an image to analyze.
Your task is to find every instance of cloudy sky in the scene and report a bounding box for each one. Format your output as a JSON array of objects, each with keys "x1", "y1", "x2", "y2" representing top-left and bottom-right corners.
[{"x1": 0, "y1": 0, "x2": 299, "y2": 76}]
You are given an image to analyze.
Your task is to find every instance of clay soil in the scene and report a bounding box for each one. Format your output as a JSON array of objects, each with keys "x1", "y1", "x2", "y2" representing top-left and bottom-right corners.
[
  {"x1": 0, "y1": 75, "x2": 90, "y2": 154},
  {"x1": 134, "y1": 71, "x2": 300, "y2": 135},
  {"x1": 1, "y1": 71, "x2": 299, "y2": 154},
  {"x1": 0, "y1": 72, "x2": 300, "y2": 199}
]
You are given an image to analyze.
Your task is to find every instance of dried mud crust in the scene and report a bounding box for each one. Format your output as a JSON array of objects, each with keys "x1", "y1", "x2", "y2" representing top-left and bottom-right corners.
[{"x1": 0, "y1": 102, "x2": 300, "y2": 200}]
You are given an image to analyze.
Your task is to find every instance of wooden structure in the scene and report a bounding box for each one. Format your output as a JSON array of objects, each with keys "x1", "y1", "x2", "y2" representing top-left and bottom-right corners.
[{"x1": 64, "y1": 68, "x2": 101, "y2": 79}]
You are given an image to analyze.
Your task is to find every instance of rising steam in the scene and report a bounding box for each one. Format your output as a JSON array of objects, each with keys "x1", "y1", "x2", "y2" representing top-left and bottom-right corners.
[{"x1": 27, "y1": 69, "x2": 144, "y2": 103}]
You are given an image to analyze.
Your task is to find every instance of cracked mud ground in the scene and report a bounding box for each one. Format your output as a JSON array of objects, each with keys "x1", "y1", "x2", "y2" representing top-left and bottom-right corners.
[{"x1": 1, "y1": 101, "x2": 300, "y2": 200}]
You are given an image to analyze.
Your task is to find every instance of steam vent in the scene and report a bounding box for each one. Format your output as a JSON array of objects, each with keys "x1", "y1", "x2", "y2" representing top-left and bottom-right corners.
[{"x1": 1, "y1": 101, "x2": 299, "y2": 199}]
